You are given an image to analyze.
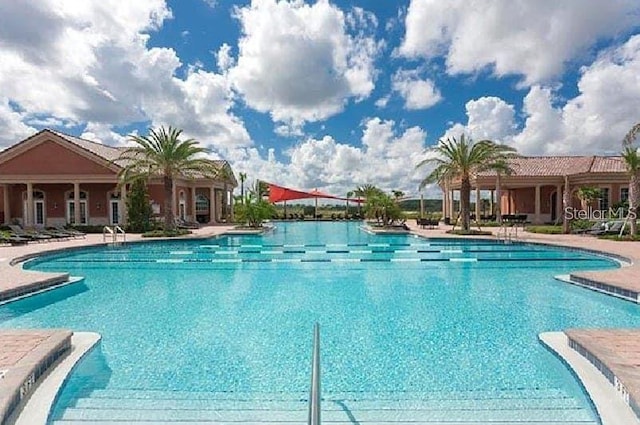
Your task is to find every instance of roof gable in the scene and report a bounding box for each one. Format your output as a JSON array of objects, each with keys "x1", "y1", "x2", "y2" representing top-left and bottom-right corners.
[{"x1": 0, "y1": 130, "x2": 120, "y2": 175}]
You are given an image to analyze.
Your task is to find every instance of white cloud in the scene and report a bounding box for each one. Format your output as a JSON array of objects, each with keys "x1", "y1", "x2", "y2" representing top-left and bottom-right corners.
[
  {"x1": 80, "y1": 122, "x2": 132, "y2": 147},
  {"x1": 391, "y1": 69, "x2": 442, "y2": 110},
  {"x1": 225, "y1": 117, "x2": 430, "y2": 197},
  {"x1": 216, "y1": 43, "x2": 234, "y2": 72},
  {"x1": 0, "y1": 98, "x2": 36, "y2": 149},
  {"x1": 0, "y1": 0, "x2": 251, "y2": 150},
  {"x1": 399, "y1": 0, "x2": 640, "y2": 85},
  {"x1": 228, "y1": 0, "x2": 381, "y2": 127},
  {"x1": 442, "y1": 35, "x2": 640, "y2": 156}
]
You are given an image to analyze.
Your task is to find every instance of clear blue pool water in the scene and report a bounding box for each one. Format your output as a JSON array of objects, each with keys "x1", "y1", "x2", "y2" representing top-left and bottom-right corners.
[{"x1": 1, "y1": 221, "x2": 639, "y2": 423}]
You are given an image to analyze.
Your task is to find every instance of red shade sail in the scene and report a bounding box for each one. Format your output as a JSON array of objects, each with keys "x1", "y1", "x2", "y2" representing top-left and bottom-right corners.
[{"x1": 265, "y1": 182, "x2": 363, "y2": 203}]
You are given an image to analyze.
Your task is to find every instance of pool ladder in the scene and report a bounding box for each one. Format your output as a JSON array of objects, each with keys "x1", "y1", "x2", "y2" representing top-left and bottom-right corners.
[
  {"x1": 103, "y1": 225, "x2": 126, "y2": 245},
  {"x1": 308, "y1": 322, "x2": 321, "y2": 425},
  {"x1": 497, "y1": 224, "x2": 518, "y2": 243}
]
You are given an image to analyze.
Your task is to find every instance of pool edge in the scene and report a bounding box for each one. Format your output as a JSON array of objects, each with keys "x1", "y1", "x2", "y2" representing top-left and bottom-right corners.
[{"x1": 539, "y1": 331, "x2": 639, "y2": 425}]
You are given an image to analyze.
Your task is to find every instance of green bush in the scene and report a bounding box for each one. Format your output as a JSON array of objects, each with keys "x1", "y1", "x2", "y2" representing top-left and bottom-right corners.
[
  {"x1": 126, "y1": 179, "x2": 153, "y2": 232},
  {"x1": 525, "y1": 225, "x2": 563, "y2": 234},
  {"x1": 234, "y1": 195, "x2": 276, "y2": 228},
  {"x1": 142, "y1": 229, "x2": 191, "y2": 238},
  {"x1": 446, "y1": 229, "x2": 493, "y2": 236}
]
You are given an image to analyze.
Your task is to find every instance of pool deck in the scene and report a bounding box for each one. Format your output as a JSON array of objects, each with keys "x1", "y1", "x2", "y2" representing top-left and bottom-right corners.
[{"x1": 1, "y1": 221, "x2": 640, "y2": 423}]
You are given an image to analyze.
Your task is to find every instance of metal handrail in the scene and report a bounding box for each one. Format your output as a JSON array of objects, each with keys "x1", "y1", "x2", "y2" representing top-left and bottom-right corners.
[
  {"x1": 102, "y1": 225, "x2": 114, "y2": 243},
  {"x1": 114, "y1": 225, "x2": 126, "y2": 244},
  {"x1": 308, "y1": 323, "x2": 321, "y2": 425}
]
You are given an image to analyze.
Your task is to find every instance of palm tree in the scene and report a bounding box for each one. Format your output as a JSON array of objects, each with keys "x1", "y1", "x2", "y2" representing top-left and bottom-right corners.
[
  {"x1": 417, "y1": 135, "x2": 516, "y2": 232},
  {"x1": 239, "y1": 172, "x2": 247, "y2": 204},
  {"x1": 392, "y1": 190, "x2": 405, "y2": 202},
  {"x1": 346, "y1": 190, "x2": 354, "y2": 216},
  {"x1": 623, "y1": 122, "x2": 640, "y2": 236},
  {"x1": 116, "y1": 126, "x2": 220, "y2": 230},
  {"x1": 575, "y1": 186, "x2": 601, "y2": 211},
  {"x1": 622, "y1": 146, "x2": 639, "y2": 236}
]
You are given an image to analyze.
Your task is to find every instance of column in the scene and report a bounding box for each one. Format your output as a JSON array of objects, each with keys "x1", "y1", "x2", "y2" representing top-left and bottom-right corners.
[
  {"x1": 495, "y1": 175, "x2": 502, "y2": 224},
  {"x1": 172, "y1": 184, "x2": 177, "y2": 220},
  {"x1": 73, "y1": 182, "x2": 80, "y2": 225},
  {"x1": 120, "y1": 184, "x2": 128, "y2": 225},
  {"x1": 441, "y1": 188, "x2": 447, "y2": 220},
  {"x1": 562, "y1": 176, "x2": 570, "y2": 233},
  {"x1": 475, "y1": 187, "x2": 481, "y2": 221},
  {"x1": 26, "y1": 182, "x2": 33, "y2": 226},
  {"x1": 209, "y1": 186, "x2": 216, "y2": 224},
  {"x1": 191, "y1": 187, "x2": 197, "y2": 222},
  {"x1": 534, "y1": 185, "x2": 541, "y2": 224},
  {"x1": 449, "y1": 189, "x2": 455, "y2": 219},
  {"x1": 489, "y1": 190, "x2": 494, "y2": 216},
  {"x1": 556, "y1": 184, "x2": 562, "y2": 223},
  {"x1": 229, "y1": 189, "x2": 234, "y2": 221},
  {"x1": 3, "y1": 184, "x2": 10, "y2": 225}
]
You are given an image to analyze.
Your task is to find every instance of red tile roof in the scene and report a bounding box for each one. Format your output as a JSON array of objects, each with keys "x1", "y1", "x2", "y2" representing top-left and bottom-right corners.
[{"x1": 479, "y1": 156, "x2": 626, "y2": 177}]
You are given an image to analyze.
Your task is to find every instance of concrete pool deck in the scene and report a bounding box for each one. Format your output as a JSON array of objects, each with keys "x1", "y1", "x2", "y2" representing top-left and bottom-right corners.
[{"x1": 1, "y1": 221, "x2": 639, "y2": 423}]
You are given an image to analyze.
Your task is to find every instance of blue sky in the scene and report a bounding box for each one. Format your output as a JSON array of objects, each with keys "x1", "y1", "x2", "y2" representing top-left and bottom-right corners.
[{"x1": 1, "y1": 0, "x2": 640, "y2": 197}]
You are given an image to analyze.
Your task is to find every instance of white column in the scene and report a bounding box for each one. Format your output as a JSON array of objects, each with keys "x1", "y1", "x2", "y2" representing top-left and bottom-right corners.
[
  {"x1": 26, "y1": 182, "x2": 34, "y2": 226},
  {"x1": 449, "y1": 189, "x2": 455, "y2": 219},
  {"x1": 562, "y1": 176, "x2": 570, "y2": 233},
  {"x1": 209, "y1": 186, "x2": 216, "y2": 224},
  {"x1": 3, "y1": 184, "x2": 10, "y2": 225},
  {"x1": 191, "y1": 187, "x2": 197, "y2": 222},
  {"x1": 229, "y1": 189, "x2": 234, "y2": 221},
  {"x1": 73, "y1": 182, "x2": 80, "y2": 225},
  {"x1": 534, "y1": 185, "x2": 541, "y2": 224},
  {"x1": 475, "y1": 187, "x2": 481, "y2": 221},
  {"x1": 441, "y1": 188, "x2": 446, "y2": 220},
  {"x1": 120, "y1": 184, "x2": 127, "y2": 225}
]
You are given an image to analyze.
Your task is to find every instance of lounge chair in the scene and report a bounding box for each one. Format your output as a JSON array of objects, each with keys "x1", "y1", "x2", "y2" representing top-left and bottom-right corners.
[
  {"x1": 54, "y1": 225, "x2": 86, "y2": 238},
  {"x1": 572, "y1": 222, "x2": 604, "y2": 235},
  {"x1": 175, "y1": 218, "x2": 199, "y2": 229},
  {"x1": 589, "y1": 221, "x2": 625, "y2": 236},
  {"x1": 0, "y1": 232, "x2": 30, "y2": 245},
  {"x1": 9, "y1": 225, "x2": 52, "y2": 242}
]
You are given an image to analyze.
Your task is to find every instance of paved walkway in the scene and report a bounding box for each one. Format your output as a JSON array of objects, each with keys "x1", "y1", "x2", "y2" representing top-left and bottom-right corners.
[
  {"x1": 566, "y1": 329, "x2": 640, "y2": 419},
  {"x1": 0, "y1": 329, "x2": 72, "y2": 424}
]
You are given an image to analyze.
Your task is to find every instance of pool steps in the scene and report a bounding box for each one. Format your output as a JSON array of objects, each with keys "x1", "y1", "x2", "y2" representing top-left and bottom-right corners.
[{"x1": 50, "y1": 388, "x2": 597, "y2": 424}]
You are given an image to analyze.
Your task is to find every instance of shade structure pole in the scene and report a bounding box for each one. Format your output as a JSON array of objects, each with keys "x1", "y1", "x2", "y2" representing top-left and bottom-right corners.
[
  {"x1": 420, "y1": 193, "x2": 425, "y2": 219},
  {"x1": 315, "y1": 196, "x2": 318, "y2": 220}
]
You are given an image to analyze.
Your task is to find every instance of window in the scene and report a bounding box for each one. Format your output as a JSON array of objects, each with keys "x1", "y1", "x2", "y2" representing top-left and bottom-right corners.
[
  {"x1": 22, "y1": 190, "x2": 46, "y2": 225},
  {"x1": 67, "y1": 191, "x2": 88, "y2": 225},
  {"x1": 195, "y1": 194, "x2": 210, "y2": 212},
  {"x1": 598, "y1": 188, "x2": 610, "y2": 211},
  {"x1": 621, "y1": 188, "x2": 630, "y2": 203}
]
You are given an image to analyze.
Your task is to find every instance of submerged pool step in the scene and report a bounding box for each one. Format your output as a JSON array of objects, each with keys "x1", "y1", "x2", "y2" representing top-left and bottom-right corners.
[{"x1": 51, "y1": 388, "x2": 597, "y2": 424}]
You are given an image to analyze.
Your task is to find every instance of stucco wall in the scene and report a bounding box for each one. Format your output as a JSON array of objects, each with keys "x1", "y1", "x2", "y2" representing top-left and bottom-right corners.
[{"x1": 0, "y1": 140, "x2": 115, "y2": 175}]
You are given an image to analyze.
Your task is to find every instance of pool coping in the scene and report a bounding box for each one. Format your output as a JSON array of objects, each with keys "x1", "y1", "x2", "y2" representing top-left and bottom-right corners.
[
  {"x1": 539, "y1": 331, "x2": 640, "y2": 425},
  {"x1": 0, "y1": 329, "x2": 72, "y2": 425},
  {"x1": 10, "y1": 332, "x2": 101, "y2": 425}
]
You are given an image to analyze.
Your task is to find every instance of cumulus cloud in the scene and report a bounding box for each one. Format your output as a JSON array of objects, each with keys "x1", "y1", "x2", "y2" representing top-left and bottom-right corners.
[
  {"x1": 391, "y1": 69, "x2": 442, "y2": 110},
  {"x1": 399, "y1": 0, "x2": 640, "y2": 85},
  {"x1": 0, "y1": 98, "x2": 37, "y2": 148},
  {"x1": 224, "y1": 117, "x2": 430, "y2": 197},
  {"x1": 216, "y1": 43, "x2": 234, "y2": 72},
  {"x1": 0, "y1": 0, "x2": 250, "y2": 150},
  {"x1": 228, "y1": 0, "x2": 381, "y2": 128},
  {"x1": 443, "y1": 35, "x2": 640, "y2": 156}
]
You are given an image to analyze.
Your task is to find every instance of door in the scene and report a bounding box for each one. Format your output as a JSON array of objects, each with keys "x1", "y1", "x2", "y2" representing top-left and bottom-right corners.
[
  {"x1": 110, "y1": 200, "x2": 121, "y2": 225},
  {"x1": 67, "y1": 201, "x2": 88, "y2": 225}
]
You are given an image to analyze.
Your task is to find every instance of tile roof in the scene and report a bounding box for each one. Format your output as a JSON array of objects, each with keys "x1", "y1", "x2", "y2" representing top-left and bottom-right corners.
[
  {"x1": 49, "y1": 129, "x2": 125, "y2": 163},
  {"x1": 478, "y1": 156, "x2": 626, "y2": 177}
]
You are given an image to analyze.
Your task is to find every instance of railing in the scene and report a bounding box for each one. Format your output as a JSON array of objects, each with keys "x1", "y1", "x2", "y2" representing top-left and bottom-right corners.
[
  {"x1": 308, "y1": 323, "x2": 321, "y2": 425},
  {"x1": 103, "y1": 225, "x2": 126, "y2": 245}
]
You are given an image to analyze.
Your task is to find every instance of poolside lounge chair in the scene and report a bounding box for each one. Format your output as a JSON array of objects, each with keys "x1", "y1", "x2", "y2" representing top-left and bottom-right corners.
[
  {"x1": 589, "y1": 221, "x2": 624, "y2": 236},
  {"x1": 9, "y1": 225, "x2": 52, "y2": 242},
  {"x1": 175, "y1": 218, "x2": 199, "y2": 229},
  {"x1": 0, "y1": 232, "x2": 30, "y2": 245},
  {"x1": 572, "y1": 222, "x2": 604, "y2": 235},
  {"x1": 54, "y1": 225, "x2": 86, "y2": 238}
]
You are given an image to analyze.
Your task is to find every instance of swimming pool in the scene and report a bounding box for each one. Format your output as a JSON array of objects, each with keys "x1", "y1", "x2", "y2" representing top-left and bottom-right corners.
[{"x1": 2, "y1": 221, "x2": 638, "y2": 424}]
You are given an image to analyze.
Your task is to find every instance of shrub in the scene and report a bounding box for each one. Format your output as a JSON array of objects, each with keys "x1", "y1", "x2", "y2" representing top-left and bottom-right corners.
[
  {"x1": 446, "y1": 229, "x2": 493, "y2": 236},
  {"x1": 142, "y1": 229, "x2": 191, "y2": 238},
  {"x1": 525, "y1": 225, "x2": 563, "y2": 234},
  {"x1": 126, "y1": 179, "x2": 153, "y2": 232},
  {"x1": 234, "y1": 195, "x2": 276, "y2": 228}
]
